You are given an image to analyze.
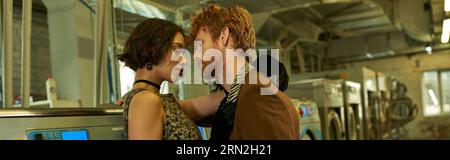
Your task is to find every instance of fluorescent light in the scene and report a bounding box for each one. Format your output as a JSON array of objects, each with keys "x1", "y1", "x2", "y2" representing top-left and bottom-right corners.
[
  {"x1": 147, "y1": 5, "x2": 166, "y2": 20},
  {"x1": 441, "y1": 19, "x2": 450, "y2": 43},
  {"x1": 121, "y1": 0, "x2": 137, "y2": 14},
  {"x1": 428, "y1": 89, "x2": 439, "y2": 106},
  {"x1": 114, "y1": 0, "x2": 166, "y2": 19},
  {"x1": 131, "y1": 0, "x2": 154, "y2": 18},
  {"x1": 446, "y1": 0, "x2": 450, "y2": 12}
]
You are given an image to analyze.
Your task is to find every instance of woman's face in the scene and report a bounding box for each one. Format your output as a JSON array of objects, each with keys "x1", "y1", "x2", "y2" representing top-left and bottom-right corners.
[{"x1": 155, "y1": 32, "x2": 186, "y2": 83}]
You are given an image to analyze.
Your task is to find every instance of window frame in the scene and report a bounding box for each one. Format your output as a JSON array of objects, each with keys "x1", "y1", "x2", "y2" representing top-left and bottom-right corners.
[{"x1": 422, "y1": 68, "x2": 450, "y2": 117}]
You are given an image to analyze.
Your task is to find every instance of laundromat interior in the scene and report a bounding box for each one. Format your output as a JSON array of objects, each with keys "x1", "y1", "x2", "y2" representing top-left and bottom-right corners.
[{"x1": 1, "y1": 0, "x2": 450, "y2": 140}]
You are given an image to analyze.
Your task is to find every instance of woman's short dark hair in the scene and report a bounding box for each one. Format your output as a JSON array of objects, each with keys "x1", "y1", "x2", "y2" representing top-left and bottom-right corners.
[{"x1": 118, "y1": 18, "x2": 184, "y2": 71}]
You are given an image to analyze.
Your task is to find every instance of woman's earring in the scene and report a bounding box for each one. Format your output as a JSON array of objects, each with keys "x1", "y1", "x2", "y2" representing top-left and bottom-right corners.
[{"x1": 146, "y1": 63, "x2": 153, "y2": 70}]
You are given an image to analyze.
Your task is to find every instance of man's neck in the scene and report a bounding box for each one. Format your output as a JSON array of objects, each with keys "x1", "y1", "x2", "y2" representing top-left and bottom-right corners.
[
  {"x1": 221, "y1": 84, "x2": 232, "y2": 92},
  {"x1": 220, "y1": 57, "x2": 247, "y2": 92}
]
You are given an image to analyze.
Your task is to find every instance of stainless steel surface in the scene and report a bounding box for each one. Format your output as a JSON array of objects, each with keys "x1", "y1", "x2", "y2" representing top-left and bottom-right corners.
[
  {"x1": 375, "y1": 71, "x2": 390, "y2": 139},
  {"x1": 287, "y1": 78, "x2": 343, "y2": 107},
  {"x1": 290, "y1": 67, "x2": 377, "y2": 139},
  {"x1": 288, "y1": 79, "x2": 346, "y2": 140},
  {"x1": 2, "y1": 0, "x2": 13, "y2": 108},
  {"x1": 344, "y1": 81, "x2": 362, "y2": 104},
  {"x1": 0, "y1": 107, "x2": 122, "y2": 118},
  {"x1": 341, "y1": 80, "x2": 363, "y2": 140},
  {"x1": 325, "y1": 109, "x2": 345, "y2": 140},
  {"x1": 21, "y1": 0, "x2": 32, "y2": 108},
  {"x1": 0, "y1": 115, "x2": 124, "y2": 140},
  {"x1": 0, "y1": 104, "x2": 124, "y2": 140},
  {"x1": 292, "y1": 99, "x2": 322, "y2": 140},
  {"x1": 315, "y1": 107, "x2": 346, "y2": 140},
  {"x1": 346, "y1": 107, "x2": 358, "y2": 140},
  {"x1": 376, "y1": 72, "x2": 387, "y2": 92}
]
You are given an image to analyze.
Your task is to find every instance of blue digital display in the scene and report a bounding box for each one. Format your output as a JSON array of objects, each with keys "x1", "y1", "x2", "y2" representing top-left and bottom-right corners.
[{"x1": 61, "y1": 130, "x2": 89, "y2": 140}]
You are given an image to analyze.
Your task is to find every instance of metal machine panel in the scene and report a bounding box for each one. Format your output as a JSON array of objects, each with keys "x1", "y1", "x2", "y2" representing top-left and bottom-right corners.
[
  {"x1": 292, "y1": 99, "x2": 322, "y2": 140},
  {"x1": 344, "y1": 81, "x2": 362, "y2": 105},
  {"x1": 290, "y1": 67, "x2": 378, "y2": 139},
  {"x1": 376, "y1": 72, "x2": 388, "y2": 92},
  {"x1": 288, "y1": 79, "x2": 345, "y2": 140},
  {"x1": 0, "y1": 107, "x2": 124, "y2": 140},
  {"x1": 287, "y1": 79, "x2": 343, "y2": 107},
  {"x1": 340, "y1": 80, "x2": 363, "y2": 140}
]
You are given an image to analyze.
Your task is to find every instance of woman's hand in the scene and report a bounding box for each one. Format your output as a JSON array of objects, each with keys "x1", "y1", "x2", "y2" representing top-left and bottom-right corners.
[
  {"x1": 178, "y1": 91, "x2": 226, "y2": 121},
  {"x1": 116, "y1": 99, "x2": 124, "y2": 106}
]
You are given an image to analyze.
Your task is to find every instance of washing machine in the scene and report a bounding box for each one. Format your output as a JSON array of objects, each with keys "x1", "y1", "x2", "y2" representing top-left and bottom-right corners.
[
  {"x1": 376, "y1": 72, "x2": 386, "y2": 123},
  {"x1": 289, "y1": 67, "x2": 379, "y2": 140},
  {"x1": 376, "y1": 72, "x2": 392, "y2": 139},
  {"x1": 340, "y1": 80, "x2": 363, "y2": 140},
  {"x1": 287, "y1": 79, "x2": 346, "y2": 140},
  {"x1": 0, "y1": 106, "x2": 124, "y2": 140},
  {"x1": 291, "y1": 99, "x2": 322, "y2": 140}
]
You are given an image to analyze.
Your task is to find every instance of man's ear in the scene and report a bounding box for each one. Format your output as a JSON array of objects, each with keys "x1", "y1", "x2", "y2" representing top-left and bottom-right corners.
[{"x1": 219, "y1": 27, "x2": 230, "y2": 48}]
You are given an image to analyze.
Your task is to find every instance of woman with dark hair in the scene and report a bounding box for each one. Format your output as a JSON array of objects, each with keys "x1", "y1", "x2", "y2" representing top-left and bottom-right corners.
[{"x1": 118, "y1": 18, "x2": 201, "y2": 140}]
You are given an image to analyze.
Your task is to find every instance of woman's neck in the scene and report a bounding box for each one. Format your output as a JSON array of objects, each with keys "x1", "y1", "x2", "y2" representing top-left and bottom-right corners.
[{"x1": 133, "y1": 69, "x2": 163, "y2": 93}]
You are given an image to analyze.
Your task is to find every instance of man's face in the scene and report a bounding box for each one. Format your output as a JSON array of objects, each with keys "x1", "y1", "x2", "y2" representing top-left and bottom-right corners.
[{"x1": 194, "y1": 28, "x2": 223, "y2": 72}]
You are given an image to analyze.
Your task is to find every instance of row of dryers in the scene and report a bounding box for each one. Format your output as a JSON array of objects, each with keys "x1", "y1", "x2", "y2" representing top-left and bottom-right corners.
[
  {"x1": 289, "y1": 79, "x2": 362, "y2": 140},
  {"x1": 288, "y1": 67, "x2": 406, "y2": 140}
]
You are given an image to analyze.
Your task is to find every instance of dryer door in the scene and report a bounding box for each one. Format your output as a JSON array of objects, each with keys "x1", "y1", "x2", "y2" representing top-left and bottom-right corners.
[
  {"x1": 301, "y1": 128, "x2": 315, "y2": 140},
  {"x1": 347, "y1": 107, "x2": 358, "y2": 140},
  {"x1": 328, "y1": 111, "x2": 344, "y2": 140},
  {"x1": 301, "y1": 126, "x2": 321, "y2": 140}
]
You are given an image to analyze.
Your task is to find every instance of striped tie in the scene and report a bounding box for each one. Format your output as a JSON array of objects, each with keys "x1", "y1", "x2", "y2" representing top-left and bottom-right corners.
[{"x1": 226, "y1": 64, "x2": 249, "y2": 103}]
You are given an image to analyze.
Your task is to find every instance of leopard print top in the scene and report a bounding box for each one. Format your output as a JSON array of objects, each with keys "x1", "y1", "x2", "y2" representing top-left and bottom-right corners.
[{"x1": 122, "y1": 88, "x2": 201, "y2": 140}]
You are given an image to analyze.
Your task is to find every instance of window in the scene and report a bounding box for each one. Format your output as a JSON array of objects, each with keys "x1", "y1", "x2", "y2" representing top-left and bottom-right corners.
[
  {"x1": 119, "y1": 61, "x2": 135, "y2": 97},
  {"x1": 422, "y1": 70, "x2": 450, "y2": 116},
  {"x1": 441, "y1": 71, "x2": 450, "y2": 112}
]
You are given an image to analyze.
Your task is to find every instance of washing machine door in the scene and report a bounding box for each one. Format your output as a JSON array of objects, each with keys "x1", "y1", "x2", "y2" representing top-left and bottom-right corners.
[
  {"x1": 300, "y1": 125, "x2": 322, "y2": 140},
  {"x1": 328, "y1": 111, "x2": 344, "y2": 140},
  {"x1": 347, "y1": 107, "x2": 358, "y2": 140},
  {"x1": 301, "y1": 128, "x2": 315, "y2": 140}
]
